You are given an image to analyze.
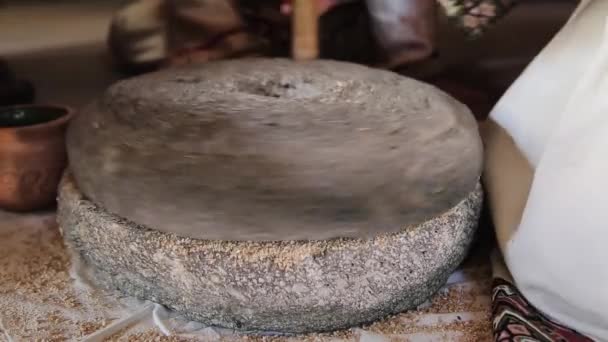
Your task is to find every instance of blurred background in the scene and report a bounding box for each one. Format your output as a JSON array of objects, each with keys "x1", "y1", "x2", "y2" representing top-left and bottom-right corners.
[{"x1": 1, "y1": 0, "x2": 577, "y2": 109}]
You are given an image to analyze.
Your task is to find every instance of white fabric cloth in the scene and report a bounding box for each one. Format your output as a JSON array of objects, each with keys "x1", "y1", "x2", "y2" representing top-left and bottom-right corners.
[{"x1": 490, "y1": 1, "x2": 608, "y2": 340}]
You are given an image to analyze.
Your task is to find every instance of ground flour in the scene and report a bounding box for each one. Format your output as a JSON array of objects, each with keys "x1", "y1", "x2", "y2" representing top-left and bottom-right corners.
[{"x1": 0, "y1": 210, "x2": 491, "y2": 341}]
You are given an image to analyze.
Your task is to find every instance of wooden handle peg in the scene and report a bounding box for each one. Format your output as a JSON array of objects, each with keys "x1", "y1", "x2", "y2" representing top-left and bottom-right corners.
[{"x1": 292, "y1": 0, "x2": 319, "y2": 60}]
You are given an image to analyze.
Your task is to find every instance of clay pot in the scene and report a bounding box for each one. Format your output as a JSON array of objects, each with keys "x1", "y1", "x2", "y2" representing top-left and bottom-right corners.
[{"x1": 0, "y1": 105, "x2": 74, "y2": 211}]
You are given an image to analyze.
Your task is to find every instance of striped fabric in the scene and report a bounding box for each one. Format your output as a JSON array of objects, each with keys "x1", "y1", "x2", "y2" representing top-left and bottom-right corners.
[{"x1": 492, "y1": 278, "x2": 594, "y2": 342}]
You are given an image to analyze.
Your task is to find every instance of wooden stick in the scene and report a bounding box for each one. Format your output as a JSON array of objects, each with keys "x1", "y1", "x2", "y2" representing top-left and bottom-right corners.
[{"x1": 292, "y1": 0, "x2": 319, "y2": 60}]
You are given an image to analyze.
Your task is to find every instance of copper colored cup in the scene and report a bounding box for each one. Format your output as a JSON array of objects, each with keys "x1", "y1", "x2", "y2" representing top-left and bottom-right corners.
[{"x1": 0, "y1": 105, "x2": 74, "y2": 211}]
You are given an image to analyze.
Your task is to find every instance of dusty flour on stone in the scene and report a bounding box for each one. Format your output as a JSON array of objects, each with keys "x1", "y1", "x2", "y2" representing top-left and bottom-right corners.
[{"x1": 0, "y1": 210, "x2": 491, "y2": 341}]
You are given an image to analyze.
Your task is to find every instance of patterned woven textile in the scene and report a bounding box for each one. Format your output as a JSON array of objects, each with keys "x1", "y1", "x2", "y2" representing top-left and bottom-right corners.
[
  {"x1": 438, "y1": 0, "x2": 518, "y2": 37},
  {"x1": 492, "y1": 278, "x2": 594, "y2": 342}
]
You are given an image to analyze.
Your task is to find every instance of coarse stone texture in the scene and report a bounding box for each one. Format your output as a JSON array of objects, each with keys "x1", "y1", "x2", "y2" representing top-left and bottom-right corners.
[
  {"x1": 66, "y1": 58, "x2": 482, "y2": 241},
  {"x1": 58, "y1": 173, "x2": 483, "y2": 334}
]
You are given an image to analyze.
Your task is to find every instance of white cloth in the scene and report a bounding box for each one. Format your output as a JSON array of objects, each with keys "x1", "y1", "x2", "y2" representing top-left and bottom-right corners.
[{"x1": 490, "y1": 1, "x2": 608, "y2": 340}]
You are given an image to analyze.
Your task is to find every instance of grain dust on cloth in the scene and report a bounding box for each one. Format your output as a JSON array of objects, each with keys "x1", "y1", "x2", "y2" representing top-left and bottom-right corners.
[
  {"x1": 68, "y1": 236, "x2": 488, "y2": 341},
  {"x1": 107, "y1": 0, "x2": 517, "y2": 72},
  {"x1": 0, "y1": 210, "x2": 493, "y2": 341},
  {"x1": 71, "y1": 254, "x2": 491, "y2": 341}
]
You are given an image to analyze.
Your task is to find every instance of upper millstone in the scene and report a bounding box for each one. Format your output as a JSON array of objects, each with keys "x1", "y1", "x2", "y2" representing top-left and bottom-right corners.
[{"x1": 66, "y1": 58, "x2": 482, "y2": 241}]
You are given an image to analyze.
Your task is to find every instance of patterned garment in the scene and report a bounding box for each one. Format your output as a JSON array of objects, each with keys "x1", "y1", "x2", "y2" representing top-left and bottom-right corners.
[
  {"x1": 438, "y1": 0, "x2": 518, "y2": 37},
  {"x1": 492, "y1": 278, "x2": 594, "y2": 342}
]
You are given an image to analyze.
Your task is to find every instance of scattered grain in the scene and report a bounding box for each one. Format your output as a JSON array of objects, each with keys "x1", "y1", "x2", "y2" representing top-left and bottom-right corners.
[{"x1": 1, "y1": 211, "x2": 492, "y2": 341}]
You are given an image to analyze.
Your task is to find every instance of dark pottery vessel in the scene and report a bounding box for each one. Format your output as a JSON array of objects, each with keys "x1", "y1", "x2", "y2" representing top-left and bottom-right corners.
[{"x1": 0, "y1": 105, "x2": 74, "y2": 211}]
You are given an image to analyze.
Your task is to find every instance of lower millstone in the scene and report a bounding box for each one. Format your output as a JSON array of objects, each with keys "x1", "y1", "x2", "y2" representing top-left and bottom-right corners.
[{"x1": 58, "y1": 173, "x2": 482, "y2": 334}]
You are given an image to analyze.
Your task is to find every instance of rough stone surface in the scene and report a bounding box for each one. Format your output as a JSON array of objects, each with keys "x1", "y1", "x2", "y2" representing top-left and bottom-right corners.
[
  {"x1": 58, "y1": 173, "x2": 483, "y2": 334},
  {"x1": 66, "y1": 58, "x2": 482, "y2": 241}
]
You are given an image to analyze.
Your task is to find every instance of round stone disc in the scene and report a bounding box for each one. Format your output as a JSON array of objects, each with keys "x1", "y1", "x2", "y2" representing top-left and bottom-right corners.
[
  {"x1": 67, "y1": 58, "x2": 482, "y2": 241},
  {"x1": 58, "y1": 173, "x2": 482, "y2": 334}
]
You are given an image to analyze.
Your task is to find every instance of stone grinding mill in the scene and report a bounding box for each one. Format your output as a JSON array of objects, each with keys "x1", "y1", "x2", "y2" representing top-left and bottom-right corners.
[{"x1": 58, "y1": 1, "x2": 483, "y2": 334}]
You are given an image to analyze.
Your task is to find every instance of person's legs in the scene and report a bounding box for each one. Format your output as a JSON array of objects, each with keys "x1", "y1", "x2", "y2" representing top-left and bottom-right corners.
[{"x1": 487, "y1": 0, "x2": 608, "y2": 340}]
